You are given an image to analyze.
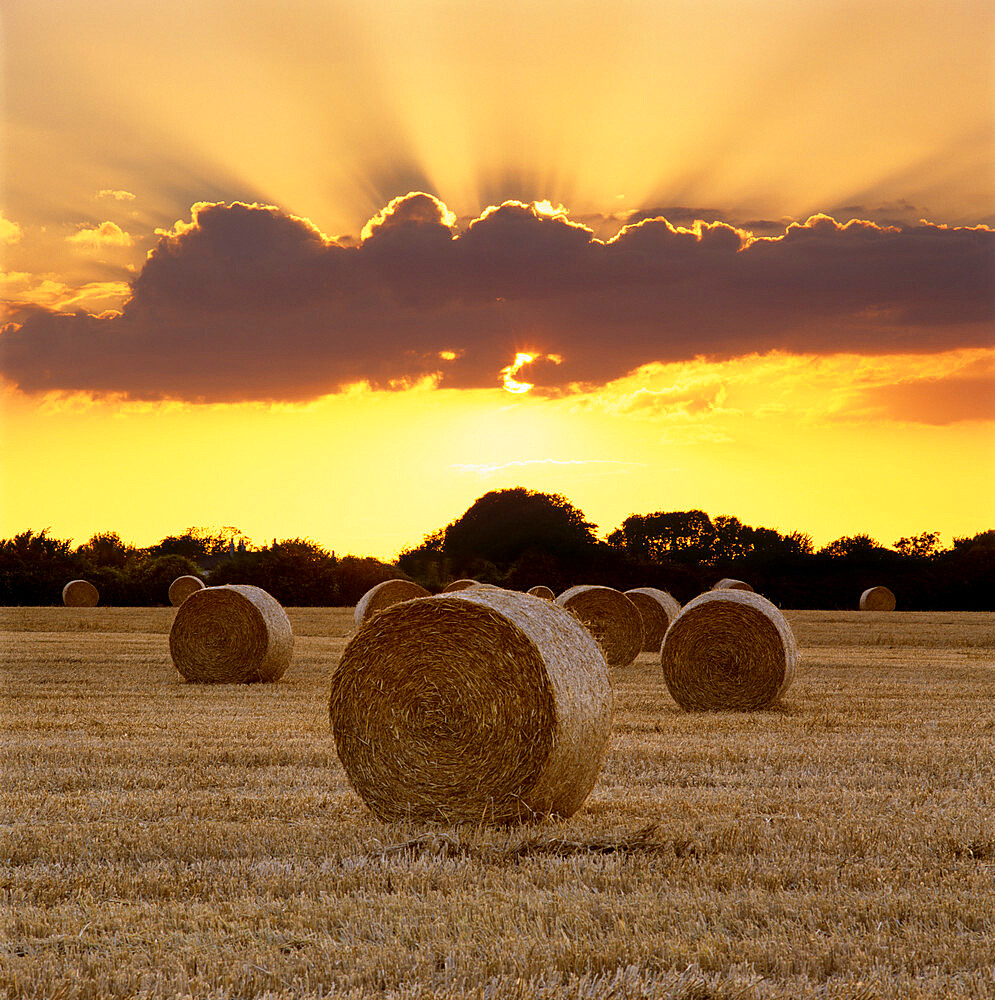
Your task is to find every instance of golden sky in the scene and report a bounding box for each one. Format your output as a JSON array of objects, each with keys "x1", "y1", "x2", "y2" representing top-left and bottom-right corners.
[{"x1": 1, "y1": 0, "x2": 993, "y2": 558}]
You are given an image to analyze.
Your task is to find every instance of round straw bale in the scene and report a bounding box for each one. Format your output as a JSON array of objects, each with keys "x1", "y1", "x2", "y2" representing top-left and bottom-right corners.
[
  {"x1": 555, "y1": 585, "x2": 643, "y2": 669},
  {"x1": 712, "y1": 578, "x2": 754, "y2": 592},
  {"x1": 168, "y1": 575, "x2": 205, "y2": 607},
  {"x1": 625, "y1": 587, "x2": 682, "y2": 653},
  {"x1": 62, "y1": 580, "x2": 99, "y2": 607},
  {"x1": 354, "y1": 578, "x2": 431, "y2": 627},
  {"x1": 527, "y1": 585, "x2": 555, "y2": 600},
  {"x1": 859, "y1": 586, "x2": 896, "y2": 611},
  {"x1": 443, "y1": 578, "x2": 479, "y2": 593},
  {"x1": 169, "y1": 584, "x2": 293, "y2": 683},
  {"x1": 661, "y1": 590, "x2": 798, "y2": 711},
  {"x1": 329, "y1": 588, "x2": 613, "y2": 824}
]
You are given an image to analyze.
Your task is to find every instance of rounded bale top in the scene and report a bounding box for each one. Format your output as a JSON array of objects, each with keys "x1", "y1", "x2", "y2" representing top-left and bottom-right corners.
[
  {"x1": 169, "y1": 584, "x2": 293, "y2": 683},
  {"x1": 555, "y1": 585, "x2": 644, "y2": 669},
  {"x1": 712, "y1": 578, "x2": 754, "y2": 592},
  {"x1": 63, "y1": 580, "x2": 99, "y2": 607},
  {"x1": 169, "y1": 575, "x2": 206, "y2": 607},
  {"x1": 625, "y1": 587, "x2": 682, "y2": 653},
  {"x1": 661, "y1": 589, "x2": 798, "y2": 711},
  {"x1": 354, "y1": 578, "x2": 431, "y2": 628},
  {"x1": 860, "y1": 586, "x2": 896, "y2": 611},
  {"x1": 442, "y1": 578, "x2": 480, "y2": 593},
  {"x1": 527, "y1": 585, "x2": 555, "y2": 600},
  {"x1": 329, "y1": 587, "x2": 613, "y2": 825}
]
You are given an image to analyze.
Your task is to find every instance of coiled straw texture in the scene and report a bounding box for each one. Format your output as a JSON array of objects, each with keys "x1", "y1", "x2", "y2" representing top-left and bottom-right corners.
[
  {"x1": 62, "y1": 580, "x2": 99, "y2": 607},
  {"x1": 661, "y1": 590, "x2": 798, "y2": 711},
  {"x1": 329, "y1": 588, "x2": 613, "y2": 825},
  {"x1": 169, "y1": 575, "x2": 205, "y2": 607},
  {"x1": 625, "y1": 587, "x2": 682, "y2": 653},
  {"x1": 712, "y1": 578, "x2": 754, "y2": 592},
  {"x1": 555, "y1": 585, "x2": 643, "y2": 669},
  {"x1": 527, "y1": 585, "x2": 555, "y2": 600},
  {"x1": 354, "y1": 579, "x2": 430, "y2": 627},
  {"x1": 169, "y1": 584, "x2": 294, "y2": 683},
  {"x1": 860, "y1": 586, "x2": 896, "y2": 611}
]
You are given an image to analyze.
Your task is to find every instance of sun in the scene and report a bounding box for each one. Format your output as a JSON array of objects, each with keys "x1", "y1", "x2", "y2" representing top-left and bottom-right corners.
[{"x1": 500, "y1": 353, "x2": 536, "y2": 394}]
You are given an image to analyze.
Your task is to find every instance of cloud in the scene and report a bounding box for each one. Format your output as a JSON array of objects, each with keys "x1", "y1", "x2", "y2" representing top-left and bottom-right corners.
[
  {"x1": 66, "y1": 221, "x2": 134, "y2": 249},
  {"x1": 1, "y1": 195, "x2": 992, "y2": 403},
  {"x1": 0, "y1": 212, "x2": 23, "y2": 245},
  {"x1": 96, "y1": 189, "x2": 137, "y2": 202}
]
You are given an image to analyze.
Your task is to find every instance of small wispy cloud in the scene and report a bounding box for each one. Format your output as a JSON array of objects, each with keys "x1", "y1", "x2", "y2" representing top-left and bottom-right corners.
[
  {"x1": 96, "y1": 189, "x2": 136, "y2": 201},
  {"x1": 450, "y1": 459, "x2": 647, "y2": 476}
]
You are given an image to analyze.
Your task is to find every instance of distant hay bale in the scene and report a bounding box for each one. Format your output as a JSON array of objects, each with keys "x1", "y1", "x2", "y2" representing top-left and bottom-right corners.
[
  {"x1": 555, "y1": 585, "x2": 643, "y2": 669},
  {"x1": 712, "y1": 578, "x2": 754, "y2": 592},
  {"x1": 62, "y1": 580, "x2": 98, "y2": 607},
  {"x1": 354, "y1": 579, "x2": 430, "y2": 627},
  {"x1": 329, "y1": 588, "x2": 613, "y2": 824},
  {"x1": 443, "y1": 578, "x2": 479, "y2": 593},
  {"x1": 661, "y1": 590, "x2": 798, "y2": 711},
  {"x1": 168, "y1": 575, "x2": 205, "y2": 607},
  {"x1": 625, "y1": 587, "x2": 682, "y2": 653},
  {"x1": 527, "y1": 585, "x2": 555, "y2": 600},
  {"x1": 169, "y1": 584, "x2": 293, "y2": 683},
  {"x1": 860, "y1": 586, "x2": 896, "y2": 611}
]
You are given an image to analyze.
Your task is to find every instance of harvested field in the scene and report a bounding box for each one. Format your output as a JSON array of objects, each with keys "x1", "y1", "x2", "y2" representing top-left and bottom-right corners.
[{"x1": 1, "y1": 607, "x2": 994, "y2": 999}]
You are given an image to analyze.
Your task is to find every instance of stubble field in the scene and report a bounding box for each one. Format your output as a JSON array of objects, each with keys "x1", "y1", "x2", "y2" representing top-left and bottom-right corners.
[{"x1": 1, "y1": 606, "x2": 993, "y2": 999}]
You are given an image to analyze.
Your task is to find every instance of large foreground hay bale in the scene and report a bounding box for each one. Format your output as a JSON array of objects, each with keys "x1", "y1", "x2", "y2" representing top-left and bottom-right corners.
[
  {"x1": 62, "y1": 580, "x2": 98, "y2": 607},
  {"x1": 354, "y1": 579, "x2": 431, "y2": 627},
  {"x1": 661, "y1": 590, "x2": 798, "y2": 711},
  {"x1": 712, "y1": 578, "x2": 754, "y2": 592},
  {"x1": 625, "y1": 587, "x2": 682, "y2": 652},
  {"x1": 329, "y1": 588, "x2": 613, "y2": 824},
  {"x1": 555, "y1": 585, "x2": 643, "y2": 668},
  {"x1": 860, "y1": 586, "x2": 896, "y2": 611},
  {"x1": 169, "y1": 584, "x2": 293, "y2": 683},
  {"x1": 527, "y1": 585, "x2": 555, "y2": 600},
  {"x1": 443, "y1": 578, "x2": 479, "y2": 593},
  {"x1": 168, "y1": 575, "x2": 205, "y2": 607}
]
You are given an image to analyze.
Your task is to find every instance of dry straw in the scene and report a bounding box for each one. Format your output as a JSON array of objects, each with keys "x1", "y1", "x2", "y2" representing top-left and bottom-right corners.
[
  {"x1": 625, "y1": 587, "x2": 682, "y2": 653},
  {"x1": 168, "y1": 575, "x2": 205, "y2": 607},
  {"x1": 555, "y1": 585, "x2": 644, "y2": 669},
  {"x1": 169, "y1": 584, "x2": 293, "y2": 683},
  {"x1": 527, "y1": 585, "x2": 555, "y2": 600},
  {"x1": 329, "y1": 588, "x2": 613, "y2": 825},
  {"x1": 354, "y1": 578, "x2": 430, "y2": 627},
  {"x1": 443, "y1": 578, "x2": 479, "y2": 593},
  {"x1": 661, "y1": 589, "x2": 798, "y2": 711},
  {"x1": 62, "y1": 580, "x2": 98, "y2": 607},
  {"x1": 712, "y1": 578, "x2": 754, "y2": 592},
  {"x1": 860, "y1": 586, "x2": 896, "y2": 611}
]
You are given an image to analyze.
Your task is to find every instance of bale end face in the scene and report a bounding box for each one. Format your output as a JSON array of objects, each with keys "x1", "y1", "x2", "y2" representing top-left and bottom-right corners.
[
  {"x1": 169, "y1": 584, "x2": 293, "y2": 683},
  {"x1": 354, "y1": 578, "x2": 431, "y2": 627},
  {"x1": 527, "y1": 585, "x2": 555, "y2": 600},
  {"x1": 661, "y1": 589, "x2": 798, "y2": 711},
  {"x1": 555, "y1": 585, "x2": 644, "y2": 668},
  {"x1": 329, "y1": 588, "x2": 613, "y2": 825},
  {"x1": 859, "y1": 586, "x2": 896, "y2": 611},
  {"x1": 442, "y1": 578, "x2": 480, "y2": 593},
  {"x1": 169, "y1": 575, "x2": 206, "y2": 607},
  {"x1": 62, "y1": 580, "x2": 99, "y2": 607},
  {"x1": 625, "y1": 587, "x2": 682, "y2": 652},
  {"x1": 712, "y1": 578, "x2": 754, "y2": 592}
]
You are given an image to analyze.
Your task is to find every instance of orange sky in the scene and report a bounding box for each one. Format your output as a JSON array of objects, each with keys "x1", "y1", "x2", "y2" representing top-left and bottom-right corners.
[{"x1": 1, "y1": 0, "x2": 993, "y2": 558}]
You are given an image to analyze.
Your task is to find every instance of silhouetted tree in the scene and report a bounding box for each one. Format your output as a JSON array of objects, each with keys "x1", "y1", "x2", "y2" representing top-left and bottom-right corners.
[{"x1": 894, "y1": 531, "x2": 942, "y2": 559}]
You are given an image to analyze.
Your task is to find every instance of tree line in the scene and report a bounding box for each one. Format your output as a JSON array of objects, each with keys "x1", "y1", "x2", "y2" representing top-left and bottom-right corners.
[{"x1": 1, "y1": 489, "x2": 991, "y2": 609}]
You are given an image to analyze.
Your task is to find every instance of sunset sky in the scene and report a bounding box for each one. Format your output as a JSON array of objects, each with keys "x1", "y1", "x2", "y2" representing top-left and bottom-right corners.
[{"x1": 1, "y1": 0, "x2": 993, "y2": 559}]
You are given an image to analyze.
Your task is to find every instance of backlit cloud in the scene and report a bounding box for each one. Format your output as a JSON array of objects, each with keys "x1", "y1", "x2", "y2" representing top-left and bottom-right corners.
[
  {"x1": 0, "y1": 212, "x2": 23, "y2": 245},
  {"x1": 96, "y1": 189, "x2": 137, "y2": 202},
  {"x1": 1, "y1": 195, "x2": 992, "y2": 403},
  {"x1": 66, "y1": 221, "x2": 134, "y2": 249}
]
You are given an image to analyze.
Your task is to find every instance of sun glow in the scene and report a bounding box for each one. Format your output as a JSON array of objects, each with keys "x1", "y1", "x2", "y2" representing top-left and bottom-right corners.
[{"x1": 501, "y1": 353, "x2": 536, "y2": 394}]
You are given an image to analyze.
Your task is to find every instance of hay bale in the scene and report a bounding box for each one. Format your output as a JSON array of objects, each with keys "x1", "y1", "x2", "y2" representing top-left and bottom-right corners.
[
  {"x1": 354, "y1": 579, "x2": 430, "y2": 627},
  {"x1": 555, "y1": 585, "x2": 643, "y2": 668},
  {"x1": 62, "y1": 580, "x2": 98, "y2": 607},
  {"x1": 625, "y1": 587, "x2": 682, "y2": 653},
  {"x1": 860, "y1": 586, "x2": 896, "y2": 611},
  {"x1": 443, "y1": 578, "x2": 479, "y2": 593},
  {"x1": 169, "y1": 584, "x2": 293, "y2": 683},
  {"x1": 661, "y1": 590, "x2": 798, "y2": 711},
  {"x1": 329, "y1": 588, "x2": 613, "y2": 824},
  {"x1": 527, "y1": 585, "x2": 555, "y2": 600},
  {"x1": 168, "y1": 575, "x2": 205, "y2": 607},
  {"x1": 712, "y1": 578, "x2": 754, "y2": 592}
]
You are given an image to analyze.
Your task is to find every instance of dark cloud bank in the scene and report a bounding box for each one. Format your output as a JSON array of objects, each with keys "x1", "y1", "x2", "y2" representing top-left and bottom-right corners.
[{"x1": 1, "y1": 195, "x2": 992, "y2": 403}]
